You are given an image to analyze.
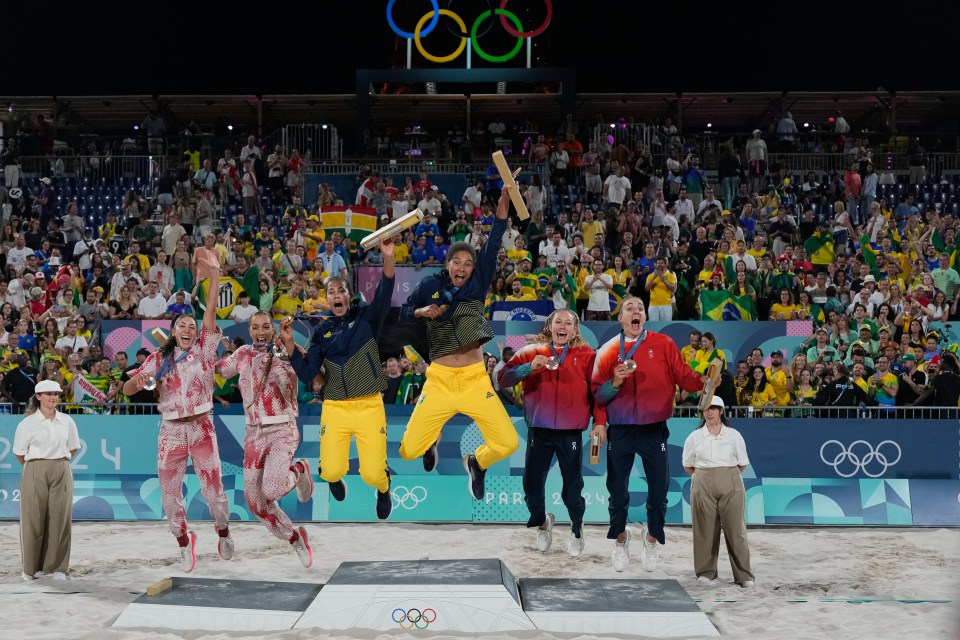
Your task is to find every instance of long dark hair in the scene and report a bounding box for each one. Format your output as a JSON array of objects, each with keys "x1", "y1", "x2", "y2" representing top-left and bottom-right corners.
[
  {"x1": 160, "y1": 314, "x2": 195, "y2": 358},
  {"x1": 747, "y1": 365, "x2": 768, "y2": 391},
  {"x1": 249, "y1": 310, "x2": 276, "y2": 381}
]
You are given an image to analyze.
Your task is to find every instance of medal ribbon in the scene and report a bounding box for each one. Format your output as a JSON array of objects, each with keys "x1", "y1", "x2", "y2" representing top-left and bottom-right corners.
[
  {"x1": 619, "y1": 330, "x2": 647, "y2": 363},
  {"x1": 548, "y1": 342, "x2": 569, "y2": 366}
]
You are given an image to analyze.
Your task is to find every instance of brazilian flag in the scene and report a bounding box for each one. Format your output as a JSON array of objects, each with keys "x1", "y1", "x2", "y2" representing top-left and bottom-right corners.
[
  {"x1": 860, "y1": 233, "x2": 882, "y2": 277},
  {"x1": 809, "y1": 303, "x2": 827, "y2": 325},
  {"x1": 804, "y1": 231, "x2": 834, "y2": 267},
  {"x1": 699, "y1": 289, "x2": 757, "y2": 321},
  {"x1": 535, "y1": 267, "x2": 554, "y2": 297},
  {"x1": 609, "y1": 283, "x2": 628, "y2": 318}
]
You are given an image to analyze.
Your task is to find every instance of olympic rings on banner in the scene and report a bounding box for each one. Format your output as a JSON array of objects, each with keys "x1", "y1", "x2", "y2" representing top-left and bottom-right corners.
[
  {"x1": 392, "y1": 607, "x2": 438, "y2": 629},
  {"x1": 415, "y1": 10, "x2": 467, "y2": 64},
  {"x1": 387, "y1": 0, "x2": 440, "y2": 39},
  {"x1": 471, "y1": 9, "x2": 523, "y2": 64},
  {"x1": 387, "y1": 0, "x2": 552, "y2": 64},
  {"x1": 499, "y1": 0, "x2": 552, "y2": 37}
]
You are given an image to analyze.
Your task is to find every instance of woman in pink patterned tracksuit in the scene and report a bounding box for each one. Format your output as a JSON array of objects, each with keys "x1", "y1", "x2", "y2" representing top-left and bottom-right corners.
[
  {"x1": 215, "y1": 311, "x2": 314, "y2": 568},
  {"x1": 123, "y1": 248, "x2": 233, "y2": 573}
]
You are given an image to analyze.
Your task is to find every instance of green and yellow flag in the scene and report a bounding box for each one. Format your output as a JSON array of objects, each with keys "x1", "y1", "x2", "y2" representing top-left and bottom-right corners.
[
  {"x1": 609, "y1": 283, "x2": 628, "y2": 318},
  {"x1": 804, "y1": 231, "x2": 834, "y2": 267},
  {"x1": 860, "y1": 233, "x2": 882, "y2": 277},
  {"x1": 699, "y1": 289, "x2": 757, "y2": 321}
]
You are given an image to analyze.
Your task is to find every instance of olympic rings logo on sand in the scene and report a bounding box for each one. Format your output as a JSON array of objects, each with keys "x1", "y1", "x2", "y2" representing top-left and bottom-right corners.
[
  {"x1": 386, "y1": 0, "x2": 553, "y2": 64},
  {"x1": 819, "y1": 440, "x2": 902, "y2": 478},
  {"x1": 392, "y1": 607, "x2": 438, "y2": 629},
  {"x1": 392, "y1": 485, "x2": 428, "y2": 510}
]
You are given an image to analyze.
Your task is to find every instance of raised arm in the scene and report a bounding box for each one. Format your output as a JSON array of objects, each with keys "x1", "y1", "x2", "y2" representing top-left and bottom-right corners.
[{"x1": 195, "y1": 248, "x2": 221, "y2": 334}]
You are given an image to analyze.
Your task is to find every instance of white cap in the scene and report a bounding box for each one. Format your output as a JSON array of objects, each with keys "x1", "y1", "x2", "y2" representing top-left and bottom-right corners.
[
  {"x1": 35, "y1": 380, "x2": 63, "y2": 394},
  {"x1": 707, "y1": 396, "x2": 725, "y2": 410}
]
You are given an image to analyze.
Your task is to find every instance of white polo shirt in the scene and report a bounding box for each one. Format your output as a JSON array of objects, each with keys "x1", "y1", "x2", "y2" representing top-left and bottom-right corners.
[
  {"x1": 682, "y1": 425, "x2": 750, "y2": 469},
  {"x1": 13, "y1": 409, "x2": 80, "y2": 461}
]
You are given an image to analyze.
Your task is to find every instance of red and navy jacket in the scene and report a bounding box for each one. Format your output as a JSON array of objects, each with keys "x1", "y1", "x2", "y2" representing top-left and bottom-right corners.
[
  {"x1": 498, "y1": 342, "x2": 606, "y2": 431},
  {"x1": 591, "y1": 330, "x2": 703, "y2": 426}
]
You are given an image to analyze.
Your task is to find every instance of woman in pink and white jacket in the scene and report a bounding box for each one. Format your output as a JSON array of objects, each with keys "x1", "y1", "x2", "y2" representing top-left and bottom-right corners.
[
  {"x1": 216, "y1": 311, "x2": 314, "y2": 568},
  {"x1": 123, "y1": 248, "x2": 232, "y2": 573}
]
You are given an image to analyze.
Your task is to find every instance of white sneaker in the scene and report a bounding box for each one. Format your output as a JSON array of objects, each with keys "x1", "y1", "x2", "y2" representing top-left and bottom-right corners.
[
  {"x1": 21, "y1": 572, "x2": 36, "y2": 582},
  {"x1": 568, "y1": 530, "x2": 585, "y2": 558},
  {"x1": 640, "y1": 525, "x2": 659, "y2": 572},
  {"x1": 294, "y1": 458, "x2": 314, "y2": 503},
  {"x1": 293, "y1": 526, "x2": 313, "y2": 568},
  {"x1": 697, "y1": 575, "x2": 718, "y2": 587},
  {"x1": 218, "y1": 529, "x2": 235, "y2": 561},
  {"x1": 50, "y1": 572, "x2": 67, "y2": 581},
  {"x1": 612, "y1": 527, "x2": 631, "y2": 572},
  {"x1": 740, "y1": 579, "x2": 755, "y2": 588},
  {"x1": 179, "y1": 531, "x2": 197, "y2": 573},
  {"x1": 537, "y1": 513, "x2": 555, "y2": 552}
]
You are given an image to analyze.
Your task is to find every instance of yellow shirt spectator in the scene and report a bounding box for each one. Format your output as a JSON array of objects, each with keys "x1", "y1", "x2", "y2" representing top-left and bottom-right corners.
[
  {"x1": 765, "y1": 366, "x2": 790, "y2": 405},
  {"x1": 505, "y1": 292, "x2": 537, "y2": 302},
  {"x1": 507, "y1": 248, "x2": 532, "y2": 264},
  {"x1": 645, "y1": 270, "x2": 677, "y2": 307},
  {"x1": 769, "y1": 303, "x2": 797, "y2": 320},
  {"x1": 272, "y1": 292, "x2": 303, "y2": 320},
  {"x1": 394, "y1": 242, "x2": 411, "y2": 264}
]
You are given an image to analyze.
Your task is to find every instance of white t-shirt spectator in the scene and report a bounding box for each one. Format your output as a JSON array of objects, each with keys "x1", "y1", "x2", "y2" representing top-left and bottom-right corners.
[
  {"x1": 585, "y1": 273, "x2": 613, "y2": 311},
  {"x1": 138, "y1": 294, "x2": 168, "y2": 319},
  {"x1": 7, "y1": 246, "x2": 33, "y2": 272},
  {"x1": 417, "y1": 196, "x2": 442, "y2": 217},
  {"x1": 604, "y1": 175, "x2": 631, "y2": 205},
  {"x1": 72, "y1": 238, "x2": 94, "y2": 271},
  {"x1": 229, "y1": 303, "x2": 259, "y2": 322},
  {"x1": 55, "y1": 334, "x2": 88, "y2": 353},
  {"x1": 463, "y1": 186, "x2": 483, "y2": 210},
  {"x1": 7, "y1": 278, "x2": 27, "y2": 307},
  {"x1": 543, "y1": 242, "x2": 571, "y2": 268},
  {"x1": 502, "y1": 228, "x2": 520, "y2": 251}
]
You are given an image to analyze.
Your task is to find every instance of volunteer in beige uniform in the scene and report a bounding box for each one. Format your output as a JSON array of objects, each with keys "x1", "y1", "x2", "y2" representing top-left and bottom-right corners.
[
  {"x1": 681, "y1": 397, "x2": 755, "y2": 588},
  {"x1": 13, "y1": 380, "x2": 80, "y2": 581}
]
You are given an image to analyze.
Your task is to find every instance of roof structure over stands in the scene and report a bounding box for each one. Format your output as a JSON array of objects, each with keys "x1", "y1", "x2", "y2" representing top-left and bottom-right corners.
[{"x1": 2, "y1": 90, "x2": 959, "y2": 155}]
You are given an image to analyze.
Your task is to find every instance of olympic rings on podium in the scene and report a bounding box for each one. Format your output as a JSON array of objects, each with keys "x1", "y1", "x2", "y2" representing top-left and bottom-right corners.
[
  {"x1": 392, "y1": 607, "x2": 438, "y2": 629},
  {"x1": 386, "y1": 0, "x2": 552, "y2": 64}
]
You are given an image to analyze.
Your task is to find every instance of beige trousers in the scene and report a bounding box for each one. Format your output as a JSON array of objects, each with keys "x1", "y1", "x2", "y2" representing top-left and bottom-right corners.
[
  {"x1": 690, "y1": 466, "x2": 754, "y2": 584},
  {"x1": 20, "y1": 459, "x2": 73, "y2": 576}
]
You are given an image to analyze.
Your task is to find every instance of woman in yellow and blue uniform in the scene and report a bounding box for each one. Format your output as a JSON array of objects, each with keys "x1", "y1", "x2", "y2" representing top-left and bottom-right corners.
[
  {"x1": 280, "y1": 238, "x2": 395, "y2": 520},
  {"x1": 399, "y1": 186, "x2": 520, "y2": 500}
]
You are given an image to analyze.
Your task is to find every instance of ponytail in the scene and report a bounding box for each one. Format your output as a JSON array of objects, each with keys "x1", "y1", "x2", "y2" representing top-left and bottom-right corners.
[{"x1": 24, "y1": 394, "x2": 39, "y2": 416}]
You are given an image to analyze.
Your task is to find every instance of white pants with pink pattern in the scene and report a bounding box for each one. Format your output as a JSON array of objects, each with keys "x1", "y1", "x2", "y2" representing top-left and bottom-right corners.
[
  {"x1": 243, "y1": 421, "x2": 301, "y2": 542},
  {"x1": 158, "y1": 415, "x2": 231, "y2": 539}
]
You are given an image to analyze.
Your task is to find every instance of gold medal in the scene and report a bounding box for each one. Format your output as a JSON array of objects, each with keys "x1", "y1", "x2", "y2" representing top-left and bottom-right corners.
[
  {"x1": 546, "y1": 356, "x2": 561, "y2": 371},
  {"x1": 623, "y1": 359, "x2": 637, "y2": 372}
]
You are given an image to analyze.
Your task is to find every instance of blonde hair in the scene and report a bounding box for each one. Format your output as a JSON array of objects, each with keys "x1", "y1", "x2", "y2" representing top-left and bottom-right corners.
[{"x1": 533, "y1": 309, "x2": 586, "y2": 348}]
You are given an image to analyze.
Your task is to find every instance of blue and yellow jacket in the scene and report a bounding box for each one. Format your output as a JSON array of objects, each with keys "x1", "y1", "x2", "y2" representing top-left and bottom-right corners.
[
  {"x1": 290, "y1": 274, "x2": 394, "y2": 400},
  {"x1": 400, "y1": 217, "x2": 507, "y2": 361}
]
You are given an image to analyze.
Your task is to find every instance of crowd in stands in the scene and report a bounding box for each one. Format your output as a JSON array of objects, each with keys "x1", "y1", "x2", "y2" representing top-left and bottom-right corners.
[{"x1": 1, "y1": 117, "x2": 959, "y2": 414}]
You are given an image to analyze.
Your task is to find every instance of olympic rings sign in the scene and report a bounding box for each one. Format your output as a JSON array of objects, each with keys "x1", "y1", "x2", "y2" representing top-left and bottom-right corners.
[
  {"x1": 392, "y1": 485, "x2": 428, "y2": 510},
  {"x1": 392, "y1": 607, "x2": 438, "y2": 629},
  {"x1": 386, "y1": 0, "x2": 553, "y2": 64},
  {"x1": 819, "y1": 440, "x2": 902, "y2": 478}
]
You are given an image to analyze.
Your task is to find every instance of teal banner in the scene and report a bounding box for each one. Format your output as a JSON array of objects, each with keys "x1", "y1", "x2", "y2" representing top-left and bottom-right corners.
[{"x1": 1, "y1": 410, "x2": 957, "y2": 526}]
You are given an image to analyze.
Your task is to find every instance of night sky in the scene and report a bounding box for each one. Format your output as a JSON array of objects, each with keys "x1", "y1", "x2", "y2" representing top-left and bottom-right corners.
[{"x1": 7, "y1": 2, "x2": 958, "y2": 96}]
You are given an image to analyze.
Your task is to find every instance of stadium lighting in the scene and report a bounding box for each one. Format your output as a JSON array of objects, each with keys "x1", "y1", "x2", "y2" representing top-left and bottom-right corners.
[
  {"x1": 133, "y1": 125, "x2": 139, "y2": 131},
  {"x1": 227, "y1": 124, "x2": 234, "y2": 131},
  {"x1": 321, "y1": 124, "x2": 329, "y2": 130},
  {"x1": 706, "y1": 123, "x2": 712, "y2": 128},
  {"x1": 609, "y1": 123, "x2": 615, "y2": 129},
  {"x1": 803, "y1": 122, "x2": 810, "y2": 128}
]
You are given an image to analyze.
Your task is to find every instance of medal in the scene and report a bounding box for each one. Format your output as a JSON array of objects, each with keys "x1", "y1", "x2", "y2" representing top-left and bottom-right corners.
[
  {"x1": 619, "y1": 330, "x2": 646, "y2": 372},
  {"x1": 547, "y1": 342, "x2": 568, "y2": 371}
]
